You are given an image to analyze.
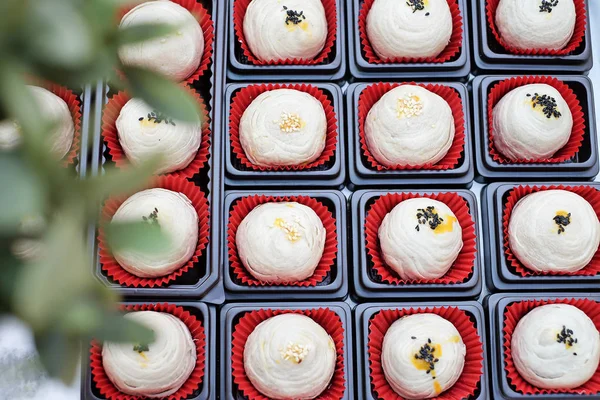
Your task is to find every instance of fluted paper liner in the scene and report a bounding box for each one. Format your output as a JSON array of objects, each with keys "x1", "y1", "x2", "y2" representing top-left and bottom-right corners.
[
  {"x1": 118, "y1": 0, "x2": 214, "y2": 84},
  {"x1": 365, "y1": 192, "x2": 476, "y2": 285},
  {"x1": 502, "y1": 184, "x2": 600, "y2": 277},
  {"x1": 102, "y1": 87, "x2": 210, "y2": 179},
  {"x1": 503, "y1": 298, "x2": 600, "y2": 395},
  {"x1": 229, "y1": 83, "x2": 338, "y2": 171},
  {"x1": 90, "y1": 303, "x2": 206, "y2": 400},
  {"x1": 368, "y1": 306, "x2": 484, "y2": 400},
  {"x1": 359, "y1": 0, "x2": 463, "y2": 64},
  {"x1": 358, "y1": 82, "x2": 466, "y2": 171},
  {"x1": 231, "y1": 308, "x2": 346, "y2": 400},
  {"x1": 233, "y1": 0, "x2": 337, "y2": 65},
  {"x1": 488, "y1": 76, "x2": 585, "y2": 164},
  {"x1": 486, "y1": 0, "x2": 586, "y2": 56},
  {"x1": 228, "y1": 195, "x2": 337, "y2": 286},
  {"x1": 98, "y1": 175, "x2": 210, "y2": 288}
]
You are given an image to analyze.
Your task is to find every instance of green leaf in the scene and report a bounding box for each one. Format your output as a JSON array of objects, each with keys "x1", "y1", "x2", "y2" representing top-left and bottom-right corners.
[
  {"x1": 103, "y1": 221, "x2": 170, "y2": 255},
  {"x1": 123, "y1": 66, "x2": 200, "y2": 123},
  {"x1": 117, "y1": 23, "x2": 177, "y2": 46},
  {"x1": 34, "y1": 330, "x2": 80, "y2": 384},
  {"x1": 89, "y1": 311, "x2": 155, "y2": 344}
]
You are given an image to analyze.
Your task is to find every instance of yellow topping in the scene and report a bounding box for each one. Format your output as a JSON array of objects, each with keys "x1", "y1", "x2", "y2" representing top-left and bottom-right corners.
[
  {"x1": 556, "y1": 210, "x2": 569, "y2": 217},
  {"x1": 411, "y1": 343, "x2": 442, "y2": 370},
  {"x1": 434, "y1": 380, "x2": 443, "y2": 394},
  {"x1": 278, "y1": 112, "x2": 304, "y2": 133},
  {"x1": 449, "y1": 335, "x2": 461, "y2": 343},
  {"x1": 273, "y1": 217, "x2": 302, "y2": 242},
  {"x1": 280, "y1": 342, "x2": 310, "y2": 363},
  {"x1": 434, "y1": 215, "x2": 458, "y2": 234},
  {"x1": 397, "y1": 93, "x2": 424, "y2": 119},
  {"x1": 285, "y1": 20, "x2": 310, "y2": 33}
]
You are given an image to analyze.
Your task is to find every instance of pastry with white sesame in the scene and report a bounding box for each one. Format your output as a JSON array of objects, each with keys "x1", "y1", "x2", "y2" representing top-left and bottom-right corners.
[
  {"x1": 379, "y1": 198, "x2": 463, "y2": 280},
  {"x1": 511, "y1": 304, "x2": 600, "y2": 389},
  {"x1": 243, "y1": 314, "x2": 336, "y2": 399},
  {"x1": 366, "y1": 0, "x2": 453, "y2": 60},
  {"x1": 365, "y1": 85, "x2": 455, "y2": 167},
  {"x1": 239, "y1": 88, "x2": 327, "y2": 167},
  {"x1": 236, "y1": 201, "x2": 326, "y2": 283},
  {"x1": 110, "y1": 188, "x2": 198, "y2": 278},
  {"x1": 243, "y1": 0, "x2": 328, "y2": 62},
  {"x1": 116, "y1": 98, "x2": 202, "y2": 174},
  {"x1": 102, "y1": 311, "x2": 196, "y2": 397},
  {"x1": 492, "y1": 83, "x2": 573, "y2": 161},
  {"x1": 382, "y1": 313, "x2": 466, "y2": 399},
  {"x1": 508, "y1": 190, "x2": 599, "y2": 273},
  {"x1": 118, "y1": 1, "x2": 204, "y2": 81}
]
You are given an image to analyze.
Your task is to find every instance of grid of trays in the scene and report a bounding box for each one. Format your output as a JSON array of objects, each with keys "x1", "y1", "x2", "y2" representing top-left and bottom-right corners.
[{"x1": 78, "y1": 0, "x2": 599, "y2": 399}]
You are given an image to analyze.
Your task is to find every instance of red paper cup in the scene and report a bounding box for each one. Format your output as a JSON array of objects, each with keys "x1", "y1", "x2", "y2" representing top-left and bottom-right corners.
[
  {"x1": 118, "y1": 0, "x2": 214, "y2": 84},
  {"x1": 488, "y1": 76, "x2": 585, "y2": 164},
  {"x1": 358, "y1": 82, "x2": 465, "y2": 171},
  {"x1": 486, "y1": 0, "x2": 587, "y2": 56},
  {"x1": 229, "y1": 83, "x2": 338, "y2": 171},
  {"x1": 502, "y1": 184, "x2": 600, "y2": 277},
  {"x1": 359, "y1": 0, "x2": 463, "y2": 64},
  {"x1": 102, "y1": 87, "x2": 211, "y2": 179},
  {"x1": 368, "y1": 306, "x2": 484, "y2": 400},
  {"x1": 90, "y1": 303, "x2": 206, "y2": 400},
  {"x1": 231, "y1": 308, "x2": 346, "y2": 400},
  {"x1": 228, "y1": 195, "x2": 337, "y2": 286},
  {"x1": 98, "y1": 175, "x2": 210, "y2": 288},
  {"x1": 365, "y1": 192, "x2": 476, "y2": 285},
  {"x1": 233, "y1": 0, "x2": 337, "y2": 65},
  {"x1": 503, "y1": 298, "x2": 600, "y2": 395}
]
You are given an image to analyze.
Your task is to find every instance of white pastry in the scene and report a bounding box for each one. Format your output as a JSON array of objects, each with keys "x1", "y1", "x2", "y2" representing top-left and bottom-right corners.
[
  {"x1": 508, "y1": 189, "x2": 600, "y2": 273},
  {"x1": 366, "y1": 0, "x2": 453, "y2": 60},
  {"x1": 0, "y1": 120, "x2": 20, "y2": 150},
  {"x1": 495, "y1": 0, "x2": 576, "y2": 50},
  {"x1": 102, "y1": 311, "x2": 196, "y2": 397},
  {"x1": 379, "y1": 198, "x2": 463, "y2": 280},
  {"x1": 119, "y1": 0, "x2": 204, "y2": 81},
  {"x1": 243, "y1": 0, "x2": 327, "y2": 61},
  {"x1": 111, "y1": 188, "x2": 198, "y2": 278},
  {"x1": 493, "y1": 84, "x2": 573, "y2": 161},
  {"x1": 382, "y1": 313, "x2": 466, "y2": 399},
  {"x1": 239, "y1": 89, "x2": 327, "y2": 167},
  {"x1": 236, "y1": 202, "x2": 325, "y2": 283},
  {"x1": 512, "y1": 304, "x2": 600, "y2": 389},
  {"x1": 244, "y1": 314, "x2": 336, "y2": 399},
  {"x1": 365, "y1": 85, "x2": 455, "y2": 167},
  {"x1": 116, "y1": 98, "x2": 201, "y2": 174}
]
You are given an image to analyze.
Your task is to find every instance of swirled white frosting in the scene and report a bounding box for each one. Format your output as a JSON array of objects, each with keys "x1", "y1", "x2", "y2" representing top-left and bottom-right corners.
[
  {"x1": 382, "y1": 313, "x2": 466, "y2": 399},
  {"x1": 102, "y1": 311, "x2": 196, "y2": 398},
  {"x1": 366, "y1": 0, "x2": 453, "y2": 60},
  {"x1": 495, "y1": 0, "x2": 576, "y2": 50},
  {"x1": 243, "y1": 0, "x2": 327, "y2": 61},
  {"x1": 244, "y1": 314, "x2": 336, "y2": 399},
  {"x1": 119, "y1": 0, "x2": 204, "y2": 81},
  {"x1": 236, "y1": 202, "x2": 326, "y2": 283},
  {"x1": 0, "y1": 120, "x2": 20, "y2": 151},
  {"x1": 379, "y1": 198, "x2": 463, "y2": 280},
  {"x1": 508, "y1": 189, "x2": 600, "y2": 273},
  {"x1": 116, "y1": 98, "x2": 201, "y2": 174},
  {"x1": 239, "y1": 89, "x2": 327, "y2": 167},
  {"x1": 111, "y1": 188, "x2": 198, "y2": 278},
  {"x1": 365, "y1": 85, "x2": 455, "y2": 167},
  {"x1": 512, "y1": 304, "x2": 600, "y2": 389},
  {"x1": 493, "y1": 83, "x2": 573, "y2": 161}
]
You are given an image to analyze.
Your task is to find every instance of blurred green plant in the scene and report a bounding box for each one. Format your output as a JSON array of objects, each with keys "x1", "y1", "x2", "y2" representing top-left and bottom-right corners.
[{"x1": 0, "y1": 0, "x2": 202, "y2": 385}]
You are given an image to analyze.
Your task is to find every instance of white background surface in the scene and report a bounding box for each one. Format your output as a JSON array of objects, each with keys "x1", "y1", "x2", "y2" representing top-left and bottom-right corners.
[{"x1": 1, "y1": 3, "x2": 599, "y2": 399}]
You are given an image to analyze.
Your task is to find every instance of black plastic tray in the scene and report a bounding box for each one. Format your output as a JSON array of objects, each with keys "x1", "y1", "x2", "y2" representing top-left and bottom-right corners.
[
  {"x1": 354, "y1": 301, "x2": 488, "y2": 400},
  {"x1": 482, "y1": 182, "x2": 600, "y2": 293},
  {"x1": 347, "y1": 0, "x2": 471, "y2": 81},
  {"x1": 350, "y1": 189, "x2": 482, "y2": 300},
  {"x1": 223, "y1": 190, "x2": 348, "y2": 300},
  {"x1": 223, "y1": 82, "x2": 346, "y2": 189},
  {"x1": 226, "y1": 0, "x2": 346, "y2": 82},
  {"x1": 472, "y1": 75, "x2": 599, "y2": 182},
  {"x1": 81, "y1": 301, "x2": 217, "y2": 400},
  {"x1": 220, "y1": 302, "x2": 354, "y2": 400},
  {"x1": 346, "y1": 82, "x2": 475, "y2": 189},
  {"x1": 87, "y1": 0, "x2": 225, "y2": 301},
  {"x1": 471, "y1": 0, "x2": 594, "y2": 73},
  {"x1": 486, "y1": 292, "x2": 600, "y2": 399}
]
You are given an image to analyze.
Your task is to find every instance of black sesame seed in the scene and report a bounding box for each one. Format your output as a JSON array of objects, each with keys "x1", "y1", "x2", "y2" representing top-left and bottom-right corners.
[{"x1": 411, "y1": 336, "x2": 417, "y2": 339}]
